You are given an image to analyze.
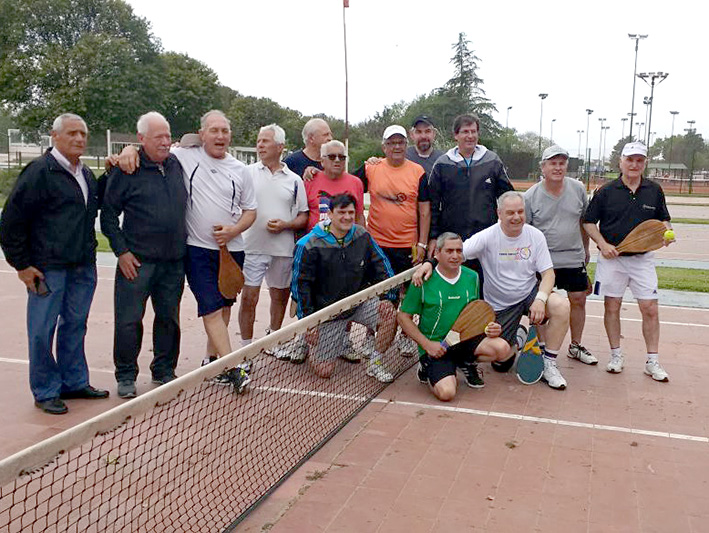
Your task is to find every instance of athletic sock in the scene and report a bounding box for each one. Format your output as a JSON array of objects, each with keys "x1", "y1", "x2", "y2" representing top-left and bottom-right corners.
[
  {"x1": 543, "y1": 348, "x2": 558, "y2": 360},
  {"x1": 370, "y1": 350, "x2": 384, "y2": 364},
  {"x1": 610, "y1": 346, "x2": 622, "y2": 357},
  {"x1": 646, "y1": 353, "x2": 659, "y2": 364},
  {"x1": 241, "y1": 339, "x2": 252, "y2": 347}
]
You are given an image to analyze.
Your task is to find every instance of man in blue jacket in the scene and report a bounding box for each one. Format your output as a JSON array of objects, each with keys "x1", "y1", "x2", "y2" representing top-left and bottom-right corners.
[
  {"x1": 292, "y1": 193, "x2": 397, "y2": 382},
  {"x1": 0, "y1": 113, "x2": 109, "y2": 414},
  {"x1": 101, "y1": 112, "x2": 188, "y2": 399}
]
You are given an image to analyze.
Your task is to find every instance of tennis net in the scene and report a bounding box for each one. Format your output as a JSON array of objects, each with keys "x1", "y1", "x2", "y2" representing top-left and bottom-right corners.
[{"x1": 0, "y1": 269, "x2": 416, "y2": 532}]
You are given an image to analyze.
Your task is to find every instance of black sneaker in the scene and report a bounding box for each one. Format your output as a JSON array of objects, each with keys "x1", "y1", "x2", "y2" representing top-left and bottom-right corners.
[
  {"x1": 225, "y1": 367, "x2": 251, "y2": 394},
  {"x1": 201, "y1": 356, "x2": 218, "y2": 367},
  {"x1": 417, "y1": 362, "x2": 428, "y2": 384},
  {"x1": 460, "y1": 362, "x2": 484, "y2": 388},
  {"x1": 491, "y1": 354, "x2": 516, "y2": 373}
]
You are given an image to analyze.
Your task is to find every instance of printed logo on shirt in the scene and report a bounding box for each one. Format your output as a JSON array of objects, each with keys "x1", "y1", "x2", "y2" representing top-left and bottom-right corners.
[
  {"x1": 485, "y1": 177, "x2": 492, "y2": 184},
  {"x1": 499, "y1": 247, "x2": 532, "y2": 261},
  {"x1": 377, "y1": 192, "x2": 407, "y2": 204},
  {"x1": 642, "y1": 204, "x2": 656, "y2": 211}
]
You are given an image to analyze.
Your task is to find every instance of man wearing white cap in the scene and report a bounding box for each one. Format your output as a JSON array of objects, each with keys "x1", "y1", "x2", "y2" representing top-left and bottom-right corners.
[
  {"x1": 583, "y1": 142, "x2": 673, "y2": 381},
  {"x1": 525, "y1": 145, "x2": 596, "y2": 371}
]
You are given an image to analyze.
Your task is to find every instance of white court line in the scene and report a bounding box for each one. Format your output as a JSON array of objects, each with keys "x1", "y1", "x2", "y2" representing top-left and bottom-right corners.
[{"x1": 586, "y1": 314, "x2": 709, "y2": 328}]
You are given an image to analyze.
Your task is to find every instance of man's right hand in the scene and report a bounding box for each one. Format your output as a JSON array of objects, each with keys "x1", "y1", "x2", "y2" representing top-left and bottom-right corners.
[
  {"x1": 366, "y1": 156, "x2": 382, "y2": 166},
  {"x1": 302, "y1": 166, "x2": 319, "y2": 181},
  {"x1": 117, "y1": 145, "x2": 140, "y2": 174},
  {"x1": 104, "y1": 155, "x2": 119, "y2": 171},
  {"x1": 423, "y1": 338, "x2": 446, "y2": 358},
  {"x1": 598, "y1": 241, "x2": 619, "y2": 259},
  {"x1": 411, "y1": 261, "x2": 433, "y2": 287},
  {"x1": 118, "y1": 252, "x2": 141, "y2": 280},
  {"x1": 18, "y1": 266, "x2": 43, "y2": 293}
]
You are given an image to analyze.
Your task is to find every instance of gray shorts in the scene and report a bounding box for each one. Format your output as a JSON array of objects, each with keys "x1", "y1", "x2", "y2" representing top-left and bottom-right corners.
[
  {"x1": 311, "y1": 298, "x2": 379, "y2": 362},
  {"x1": 494, "y1": 286, "x2": 544, "y2": 347}
]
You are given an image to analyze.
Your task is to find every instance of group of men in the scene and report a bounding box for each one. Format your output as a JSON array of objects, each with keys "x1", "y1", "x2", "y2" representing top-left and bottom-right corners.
[{"x1": 0, "y1": 108, "x2": 673, "y2": 413}]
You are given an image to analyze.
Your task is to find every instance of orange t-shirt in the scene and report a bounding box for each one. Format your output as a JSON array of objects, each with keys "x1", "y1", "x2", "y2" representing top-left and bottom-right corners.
[{"x1": 365, "y1": 159, "x2": 425, "y2": 248}]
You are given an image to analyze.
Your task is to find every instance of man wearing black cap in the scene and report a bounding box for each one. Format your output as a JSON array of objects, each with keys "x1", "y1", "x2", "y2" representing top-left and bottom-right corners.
[
  {"x1": 406, "y1": 116, "x2": 445, "y2": 176},
  {"x1": 583, "y1": 141, "x2": 673, "y2": 382}
]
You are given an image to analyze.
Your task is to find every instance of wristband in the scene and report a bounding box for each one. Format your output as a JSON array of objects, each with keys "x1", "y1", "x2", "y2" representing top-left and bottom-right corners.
[
  {"x1": 417, "y1": 242, "x2": 427, "y2": 249},
  {"x1": 535, "y1": 290, "x2": 549, "y2": 304}
]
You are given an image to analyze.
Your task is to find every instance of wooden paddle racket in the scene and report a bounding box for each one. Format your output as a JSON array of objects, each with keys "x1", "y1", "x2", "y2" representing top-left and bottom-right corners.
[
  {"x1": 450, "y1": 300, "x2": 496, "y2": 342},
  {"x1": 615, "y1": 219, "x2": 667, "y2": 253},
  {"x1": 218, "y1": 245, "x2": 244, "y2": 299}
]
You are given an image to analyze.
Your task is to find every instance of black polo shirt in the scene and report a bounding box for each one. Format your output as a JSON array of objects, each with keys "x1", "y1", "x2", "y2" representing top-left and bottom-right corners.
[{"x1": 583, "y1": 177, "x2": 670, "y2": 247}]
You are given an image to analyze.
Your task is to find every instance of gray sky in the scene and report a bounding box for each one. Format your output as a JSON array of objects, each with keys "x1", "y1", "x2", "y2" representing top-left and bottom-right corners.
[{"x1": 127, "y1": 0, "x2": 705, "y2": 160}]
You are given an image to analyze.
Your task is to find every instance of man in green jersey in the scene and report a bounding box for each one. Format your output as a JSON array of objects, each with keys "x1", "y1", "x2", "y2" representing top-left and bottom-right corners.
[{"x1": 397, "y1": 233, "x2": 508, "y2": 401}]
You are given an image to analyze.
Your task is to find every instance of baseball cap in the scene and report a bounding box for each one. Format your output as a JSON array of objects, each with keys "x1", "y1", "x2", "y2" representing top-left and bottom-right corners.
[
  {"x1": 621, "y1": 141, "x2": 648, "y2": 157},
  {"x1": 541, "y1": 145, "x2": 569, "y2": 161},
  {"x1": 411, "y1": 115, "x2": 435, "y2": 128},
  {"x1": 180, "y1": 133, "x2": 201, "y2": 147},
  {"x1": 382, "y1": 125, "x2": 407, "y2": 141}
]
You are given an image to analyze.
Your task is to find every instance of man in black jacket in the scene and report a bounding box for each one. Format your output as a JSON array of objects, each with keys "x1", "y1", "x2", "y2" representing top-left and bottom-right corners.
[
  {"x1": 0, "y1": 113, "x2": 109, "y2": 414},
  {"x1": 291, "y1": 194, "x2": 397, "y2": 381},
  {"x1": 101, "y1": 112, "x2": 188, "y2": 399}
]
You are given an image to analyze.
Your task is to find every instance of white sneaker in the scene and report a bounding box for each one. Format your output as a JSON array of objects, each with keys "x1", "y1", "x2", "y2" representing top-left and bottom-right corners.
[
  {"x1": 644, "y1": 361, "x2": 669, "y2": 382},
  {"x1": 606, "y1": 353, "x2": 624, "y2": 374},
  {"x1": 339, "y1": 336, "x2": 362, "y2": 363},
  {"x1": 366, "y1": 359, "x2": 393, "y2": 383},
  {"x1": 567, "y1": 342, "x2": 598, "y2": 365},
  {"x1": 542, "y1": 358, "x2": 567, "y2": 390},
  {"x1": 287, "y1": 336, "x2": 308, "y2": 364},
  {"x1": 396, "y1": 332, "x2": 418, "y2": 357}
]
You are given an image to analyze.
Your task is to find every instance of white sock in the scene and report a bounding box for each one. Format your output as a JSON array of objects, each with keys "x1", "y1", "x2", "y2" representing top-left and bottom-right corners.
[
  {"x1": 646, "y1": 353, "x2": 659, "y2": 363},
  {"x1": 610, "y1": 346, "x2": 622, "y2": 357}
]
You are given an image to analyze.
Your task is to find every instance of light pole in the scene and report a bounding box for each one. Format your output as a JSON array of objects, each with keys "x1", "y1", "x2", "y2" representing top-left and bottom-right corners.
[
  {"x1": 668, "y1": 110, "x2": 679, "y2": 175},
  {"x1": 601, "y1": 126, "x2": 610, "y2": 177},
  {"x1": 577, "y1": 130, "x2": 584, "y2": 158},
  {"x1": 585, "y1": 109, "x2": 593, "y2": 189},
  {"x1": 506, "y1": 106, "x2": 512, "y2": 129},
  {"x1": 628, "y1": 112, "x2": 637, "y2": 139},
  {"x1": 621, "y1": 117, "x2": 628, "y2": 140},
  {"x1": 538, "y1": 93, "x2": 548, "y2": 158},
  {"x1": 685, "y1": 120, "x2": 697, "y2": 194},
  {"x1": 637, "y1": 71, "x2": 669, "y2": 147},
  {"x1": 550, "y1": 119, "x2": 556, "y2": 143},
  {"x1": 627, "y1": 33, "x2": 648, "y2": 141},
  {"x1": 597, "y1": 117, "x2": 606, "y2": 176},
  {"x1": 636, "y1": 122, "x2": 645, "y2": 141}
]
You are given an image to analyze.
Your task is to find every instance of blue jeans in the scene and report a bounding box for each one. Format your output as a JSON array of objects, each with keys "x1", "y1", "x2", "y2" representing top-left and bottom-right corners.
[{"x1": 27, "y1": 264, "x2": 97, "y2": 401}]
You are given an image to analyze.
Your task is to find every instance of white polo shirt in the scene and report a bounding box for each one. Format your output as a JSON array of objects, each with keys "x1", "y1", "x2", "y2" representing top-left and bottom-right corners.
[
  {"x1": 172, "y1": 147, "x2": 257, "y2": 252},
  {"x1": 243, "y1": 161, "x2": 308, "y2": 257}
]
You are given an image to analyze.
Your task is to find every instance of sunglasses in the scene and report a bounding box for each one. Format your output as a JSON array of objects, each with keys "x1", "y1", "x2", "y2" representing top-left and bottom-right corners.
[{"x1": 325, "y1": 154, "x2": 347, "y2": 161}]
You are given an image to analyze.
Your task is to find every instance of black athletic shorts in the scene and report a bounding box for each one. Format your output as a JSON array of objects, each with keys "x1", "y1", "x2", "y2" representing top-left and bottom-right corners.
[
  {"x1": 494, "y1": 286, "x2": 548, "y2": 347},
  {"x1": 554, "y1": 266, "x2": 589, "y2": 293},
  {"x1": 421, "y1": 334, "x2": 485, "y2": 386},
  {"x1": 381, "y1": 246, "x2": 413, "y2": 275}
]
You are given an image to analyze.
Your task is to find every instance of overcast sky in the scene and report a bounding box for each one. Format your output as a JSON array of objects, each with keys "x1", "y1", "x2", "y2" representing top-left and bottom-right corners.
[{"x1": 126, "y1": 0, "x2": 705, "y2": 159}]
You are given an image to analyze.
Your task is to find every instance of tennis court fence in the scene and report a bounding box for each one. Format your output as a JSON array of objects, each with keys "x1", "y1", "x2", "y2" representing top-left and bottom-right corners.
[{"x1": 0, "y1": 269, "x2": 415, "y2": 532}]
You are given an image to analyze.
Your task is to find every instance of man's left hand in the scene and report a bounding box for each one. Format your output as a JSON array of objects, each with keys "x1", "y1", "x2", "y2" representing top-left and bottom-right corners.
[
  {"x1": 529, "y1": 299, "x2": 546, "y2": 325},
  {"x1": 266, "y1": 219, "x2": 287, "y2": 234}
]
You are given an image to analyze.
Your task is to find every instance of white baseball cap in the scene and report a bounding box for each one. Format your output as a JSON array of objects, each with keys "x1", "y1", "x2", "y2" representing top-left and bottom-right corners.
[
  {"x1": 621, "y1": 141, "x2": 648, "y2": 157},
  {"x1": 382, "y1": 125, "x2": 407, "y2": 141},
  {"x1": 541, "y1": 145, "x2": 569, "y2": 161}
]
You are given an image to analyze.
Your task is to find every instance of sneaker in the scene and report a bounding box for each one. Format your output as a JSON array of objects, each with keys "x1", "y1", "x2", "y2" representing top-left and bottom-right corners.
[
  {"x1": 491, "y1": 353, "x2": 516, "y2": 373},
  {"x1": 460, "y1": 362, "x2": 484, "y2": 389},
  {"x1": 201, "y1": 356, "x2": 218, "y2": 367},
  {"x1": 34, "y1": 398, "x2": 68, "y2": 415},
  {"x1": 357, "y1": 333, "x2": 375, "y2": 360},
  {"x1": 288, "y1": 336, "x2": 308, "y2": 364},
  {"x1": 542, "y1": 358, "x2": 567, "y2": 390},
  {"x1": 606, "y1": 353, "x2": 624, "y2": 374},
  {"x1": 339, "y1": 336, "x2": 362, "y2": 363},
  {"x1": 270, "y1": 344, "x2": 292, "y2": 361},
  {"x1": 117, "y1": 381, "x2": 137, "y2": 399},
  {"x1": 417, "y1": 362, "x2": 428, "y2": 384},
  {"x1": 396, "y1": 332, "x2": 418, "y2": 357},
  {"x1": 228, "y1": 367, "x2": 252, "y2": 394},
  {"x1": 644, "y1": 361, "x2": 669, "y2": 382},
  {"x1": 568, "y1": 342, "x2": 598, "y2": 365},
  {"x1": 151, "y1": 374, "x2": 176, "y2": 385},
  {"x1": 366, "y1": 359, "x2": 394, "y2": 383}
]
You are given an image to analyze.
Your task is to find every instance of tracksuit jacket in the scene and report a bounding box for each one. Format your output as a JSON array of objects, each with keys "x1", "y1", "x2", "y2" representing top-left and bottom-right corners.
[
  {"x1": 0, "y1": 150, "x2": 98, "y2": 271},
  {"x1": 429, "y1": 146, "x2": 513, "y2": 240},
  {"x1": 291, "y1": 221, "x2": 394, "y2": 319}
]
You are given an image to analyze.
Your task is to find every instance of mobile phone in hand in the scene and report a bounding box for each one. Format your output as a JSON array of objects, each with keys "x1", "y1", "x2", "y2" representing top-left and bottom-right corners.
[{"x1": 34, "y1": 277, "x2": 51, "y2": 297}]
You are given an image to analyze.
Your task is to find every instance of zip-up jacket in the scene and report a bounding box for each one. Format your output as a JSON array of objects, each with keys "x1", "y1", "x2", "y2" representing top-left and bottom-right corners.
[
  {"x1": 428, "y1": 145, "x2": 513, "y2": 240},
  {"x1": 291, "y1": 222, "x2": 394, "y2": 319},
  {"x1": 0, "y1": 150, "x2": 98, "y2": 271},
  {"x1": 100, "y1": 150, "x2": 187, "y2": 262}
]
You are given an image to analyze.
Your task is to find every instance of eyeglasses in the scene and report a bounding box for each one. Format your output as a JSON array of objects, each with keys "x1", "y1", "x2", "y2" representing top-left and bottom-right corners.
[{"x1": 325, "y1": 154, "x2": 347, "y2": 161}]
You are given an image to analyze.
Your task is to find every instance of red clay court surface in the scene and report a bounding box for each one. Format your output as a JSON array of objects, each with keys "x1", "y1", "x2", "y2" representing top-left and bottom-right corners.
[{"x1": 1, "y1": 199, "x2": 708, "y2": 532}]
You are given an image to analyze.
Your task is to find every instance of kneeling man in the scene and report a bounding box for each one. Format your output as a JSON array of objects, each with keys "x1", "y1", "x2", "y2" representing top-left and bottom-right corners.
[{"x1": 398, "y1": 233, "x2": 508, "y2": 401}]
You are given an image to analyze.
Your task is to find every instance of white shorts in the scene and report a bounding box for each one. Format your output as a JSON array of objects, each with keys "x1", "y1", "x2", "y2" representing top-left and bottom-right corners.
[
  {"x1": 243, "y1": 254, "x2": 293, "y2": 289},
  {"x1": 593, "y1": 252, "x2": 658, "y2": 300}
]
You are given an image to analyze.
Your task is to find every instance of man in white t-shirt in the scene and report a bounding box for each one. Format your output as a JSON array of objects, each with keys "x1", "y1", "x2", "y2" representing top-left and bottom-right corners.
[
  {"x1": 116, "y1": 110, "x2": 257, "y2": 391},
  {"x1": 414, "y1": 191, "x2": 570, "y2": 389},
  {"x1": 239, "y1": 124, "x2": 308, "y2": 349}
]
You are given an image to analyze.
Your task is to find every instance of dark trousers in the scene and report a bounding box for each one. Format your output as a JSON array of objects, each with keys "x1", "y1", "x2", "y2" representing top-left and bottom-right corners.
[{"x1": 114, "y1": 259, "x2": 185, "y2": 382}]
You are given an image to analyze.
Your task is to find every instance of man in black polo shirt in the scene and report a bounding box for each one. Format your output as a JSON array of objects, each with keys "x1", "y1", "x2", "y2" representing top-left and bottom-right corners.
[{"x1": 583, "y1": 142, "x2": 673, "y2": 382}]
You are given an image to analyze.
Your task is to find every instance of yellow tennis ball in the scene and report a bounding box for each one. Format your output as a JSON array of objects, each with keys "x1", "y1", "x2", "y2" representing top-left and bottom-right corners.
[{"x1": 664, "y1": 229, "x2": 675, "y2": 240}]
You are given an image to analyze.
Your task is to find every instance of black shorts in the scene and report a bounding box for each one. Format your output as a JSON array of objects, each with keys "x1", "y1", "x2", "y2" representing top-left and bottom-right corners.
[
  {"x1": 494, "y1": 286, "x2": 548, "y2": 347},
  {"x1": 421, "y1": 334, "x2": 485, "y2": 386},
  {"x1": 554, "y1": 266, "x2": 589, "y2": 293},
  {"x1": 185, "y1": 245, "x2": 245, "y2": 317},
  {"x1": 381, "y1": 246, "x2": 413, "y2": 275}
]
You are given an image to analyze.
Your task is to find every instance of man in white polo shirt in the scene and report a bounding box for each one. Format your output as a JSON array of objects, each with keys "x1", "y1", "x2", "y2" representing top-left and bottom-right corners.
[{"x1": 239, "y1": 124, "x2": 308, "y2": 349}]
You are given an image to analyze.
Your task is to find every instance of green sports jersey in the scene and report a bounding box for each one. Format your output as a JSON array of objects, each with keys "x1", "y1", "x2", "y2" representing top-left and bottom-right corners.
[{"x1": 400, "y1": 266, "x2": 480, "y2": 355}]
